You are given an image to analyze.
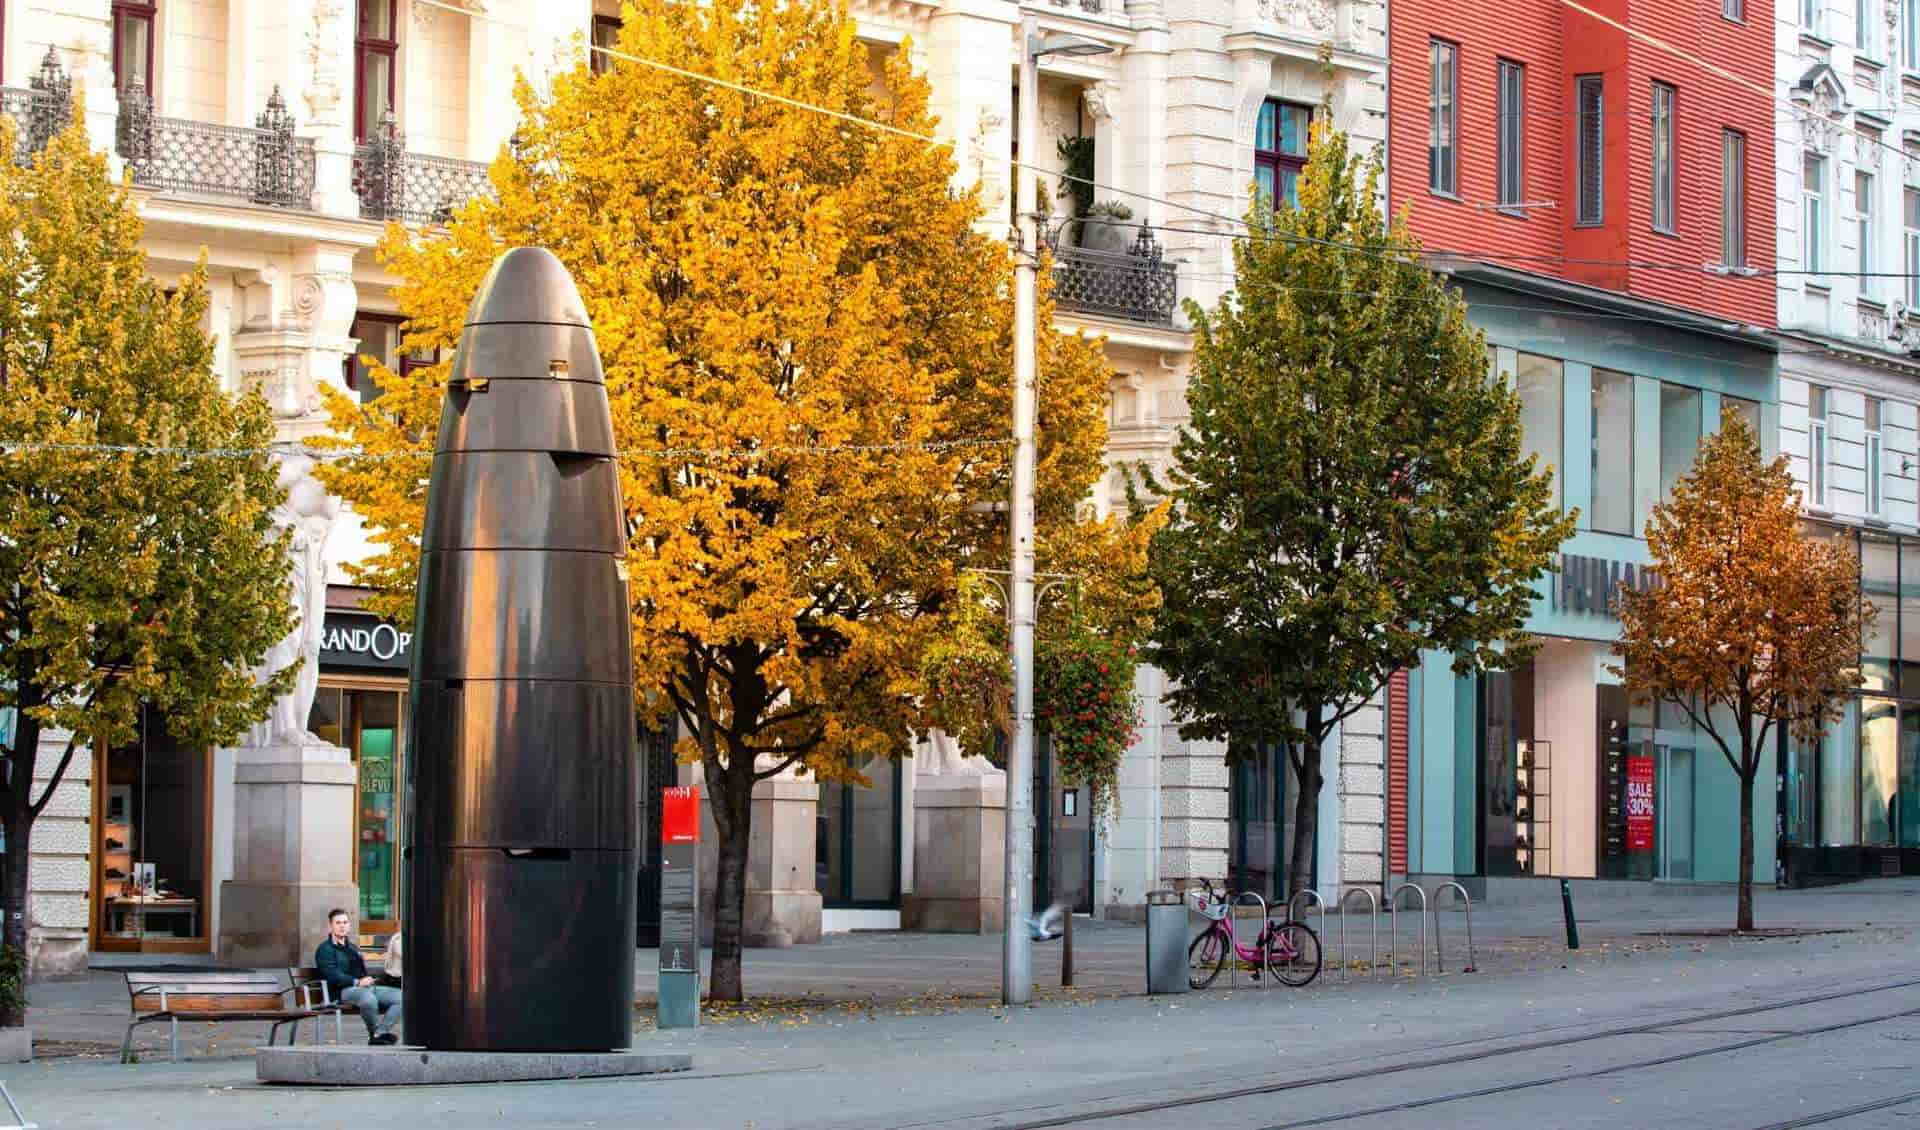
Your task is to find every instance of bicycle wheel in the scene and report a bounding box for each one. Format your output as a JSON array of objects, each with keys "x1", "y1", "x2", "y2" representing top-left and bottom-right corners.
[
  {"x1": 1187, "y1": 926, "x2": 1228, "y2": 990},
  {"x1": 1264, "y1": 921, "x2": 1322, "y2": 987}
]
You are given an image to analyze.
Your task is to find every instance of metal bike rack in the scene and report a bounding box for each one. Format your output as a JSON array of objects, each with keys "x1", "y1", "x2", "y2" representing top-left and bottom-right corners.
[
  {"x1": 1336, "y1": 886, "x2": 1379, "y2": 982},
  {"x1": 1229, "y1": 891, "x2": 1269, "y2": 989},
  {"x1": 1430, "y1": 881, "x2": 1477, "y2": 974},
  {"x1": 1287, "y1": 888, "x2": 1326, "y2": 952},
  {"x1": 1386, "y1": 882, "x2": 1429, "y2": 978}
]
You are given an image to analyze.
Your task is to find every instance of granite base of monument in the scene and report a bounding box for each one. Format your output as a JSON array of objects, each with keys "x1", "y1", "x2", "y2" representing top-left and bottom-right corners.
[{"x1": 256, "y1": 1045, "x2": 693, "y2": 1086}]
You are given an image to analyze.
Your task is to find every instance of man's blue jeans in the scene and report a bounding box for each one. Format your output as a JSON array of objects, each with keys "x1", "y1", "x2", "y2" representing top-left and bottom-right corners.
[{"x1": 340, "y1": 985, "x2": 403, "y2": 1039}]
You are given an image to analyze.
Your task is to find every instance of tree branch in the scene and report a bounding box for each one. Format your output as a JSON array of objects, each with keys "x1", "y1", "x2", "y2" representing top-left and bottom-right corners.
[{"x1": 29, "y1": 674, "x2": 114, "y2": 819}]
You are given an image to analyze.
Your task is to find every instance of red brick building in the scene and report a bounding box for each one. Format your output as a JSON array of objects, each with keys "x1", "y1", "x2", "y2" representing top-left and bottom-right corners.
[{"x1": 1387, "y1": 0, "x2": 1776, "y2": 326}]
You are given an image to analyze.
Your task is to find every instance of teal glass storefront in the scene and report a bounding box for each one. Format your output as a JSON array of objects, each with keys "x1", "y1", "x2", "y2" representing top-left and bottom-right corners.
[{"x1": 1402, "y1": 273, "x2": 1779, "y2": 885}]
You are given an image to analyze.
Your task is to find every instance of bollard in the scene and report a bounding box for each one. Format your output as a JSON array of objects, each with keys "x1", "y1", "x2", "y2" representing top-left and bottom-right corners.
[
  {"x1": 1560, "y1": 878, "x2": 1580, "y2": 950},
  {"x1": 1062, "y1": 901, "x2": 1074, "y2": 988}
]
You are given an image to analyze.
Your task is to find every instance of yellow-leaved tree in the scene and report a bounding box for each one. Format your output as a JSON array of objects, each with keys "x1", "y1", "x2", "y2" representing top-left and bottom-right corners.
[
  {"x1": 1615, "y1": 408, "x2": 1867, "y2": 933},
  {"x1": 320, "y1": 0, "x2": 1120, "y2": 999}
]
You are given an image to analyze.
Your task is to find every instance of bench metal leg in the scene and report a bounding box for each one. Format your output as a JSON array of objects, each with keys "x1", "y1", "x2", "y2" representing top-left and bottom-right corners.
[
  {"x1": 169, "y1": 1017, "x2": 179, "y2": 1063},
  {"x1": 120, "y1": 1022, "x2": 136, "y2": 1064}
]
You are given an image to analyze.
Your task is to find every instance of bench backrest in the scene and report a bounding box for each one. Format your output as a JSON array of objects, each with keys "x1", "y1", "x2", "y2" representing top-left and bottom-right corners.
[{"x1": 124, "y1": 972, "x2": 285, "y2": 1014}]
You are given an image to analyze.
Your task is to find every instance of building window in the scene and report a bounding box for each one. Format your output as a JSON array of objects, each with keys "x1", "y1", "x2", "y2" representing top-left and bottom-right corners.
[
  {"x1": 1868, "y1": 397, "x2": 1886, "y2": 515},
  {"x1": 1860, "y1": 170, "x2": 1878, "y2": 300},
  {"x1": 1722, "y1": 131, "x2": 1747, "y2": 268},
  {"x1": 1906, "y1": 188, "x2": 1920, "y2": 305},
  {"x1": 815, "y1": 755, "x2": 902, "y2": 908},
  {"x1": 1804, "y1": 0, "x2": 1822, "y2": 33},
  {"x1": 1907, "y1": 0, "x2": 1919, "y2": 68},
  {"x1": 1724, "y1": 0, "x2": 1744, "y2": 18},
  {"x1": 1592, "y1": 369, "x2": 1635, "y2": 535},
  {"x1": 1255, "y1": 100, "x2": 1311, "y2": 210},
  {"x1": 1496, "y1": 60, "x2": 1525, "y2": 210},
  {"x1": 112, "y1": 0, "x2": 156, "y2": 95},
  {"x1": 1576, "y1": 76, "x2": 1604, "y2": 225},
  {"x1": 1805, "y1": 153, "x2": 1827, "y2": 272},
  {"x1": 1862, "y1": 0, "x2": 1879, "y2": 55},
  {"x1": 1651, "y1": 83, "x2": 1677, "y2": 233},
  {"x1": 1810, "y1": 385, "x2": 1831, "y2": 507},
  {"x1": 591, "y1": 14, "x2": 622, "y2": 75},
  {"x1": 355, "y1": 0, "x2": 398, "y2": 142},
  {"x1": 1429, "y1": 41, "x2": 1458, "y2": 196},
  {"x1": 1516, "y1": 353, "x2": 1563, "y2": 510},
  {"x1": 1660, "y1": 383, "x2": 1703, "y2": 503},
  {"x1": 1726, "y1": 395, "x2": 1761, "y2": 437}
]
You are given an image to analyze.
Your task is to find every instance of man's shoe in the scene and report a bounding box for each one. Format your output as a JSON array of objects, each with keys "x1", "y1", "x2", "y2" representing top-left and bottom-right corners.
[
  {"x1": 368, "y1": 1036, "x2": 382, "y2": 1046},
  {"x1": 374, "y1": 1032, "x2": 399, "y2": 1046}
]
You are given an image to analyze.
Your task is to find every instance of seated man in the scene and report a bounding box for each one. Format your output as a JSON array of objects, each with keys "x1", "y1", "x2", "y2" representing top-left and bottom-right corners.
[{"x1": 316, "y1": 908, "x2": 402, "y2": 1045}]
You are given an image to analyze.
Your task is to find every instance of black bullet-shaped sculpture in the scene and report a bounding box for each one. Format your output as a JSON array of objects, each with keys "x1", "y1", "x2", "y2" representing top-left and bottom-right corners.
[{"x1": 406, "y1": 247, "x2": 637, "y2": 1052}]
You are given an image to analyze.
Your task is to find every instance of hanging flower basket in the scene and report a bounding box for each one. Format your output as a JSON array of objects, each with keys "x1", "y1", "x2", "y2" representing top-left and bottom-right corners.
[{"x1": 1036, "y1": 623, "x2": 1139, "y2": 820}]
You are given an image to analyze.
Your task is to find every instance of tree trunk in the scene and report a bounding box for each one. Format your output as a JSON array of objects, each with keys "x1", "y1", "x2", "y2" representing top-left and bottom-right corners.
[
  {"x1": 1736, "y1": 769, "x2": 1755, "y2": 934},
  {"x1": 1286, "y1": 706, "x2": 1326, "y2": 904},
  {"x1": 706, "y1": 771, "x2": 753, "y2": 1003},
  {"x1": 1, "y1": 712, "x2": 39, "y2": 1028}
]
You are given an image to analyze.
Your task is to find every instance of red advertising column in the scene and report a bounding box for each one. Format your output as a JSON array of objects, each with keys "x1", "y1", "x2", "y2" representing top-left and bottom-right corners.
[{"x1": 658, "y1": 786, "x2": 701, "y2": 1028}]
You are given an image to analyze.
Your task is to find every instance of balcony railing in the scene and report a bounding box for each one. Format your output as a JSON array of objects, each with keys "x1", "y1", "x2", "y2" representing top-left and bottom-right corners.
[
  {"x1": 116, "y1": 84, "x2": 316, "y2": 209},
  {"x1": 1036, "y1": 0, "x2": 1106, "y2": 11},
  {"x1": 2, "y1": 49, "x2": 72, "y2": 166},
  {"x1": 1051, "y1": 227, "x2": 1179, "y2": 326},
  {"x1": 353, "y1": 110, "x2": 491, "y2": 225}
]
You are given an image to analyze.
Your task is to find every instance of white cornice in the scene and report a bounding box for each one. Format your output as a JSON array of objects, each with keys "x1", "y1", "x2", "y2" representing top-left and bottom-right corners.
[
  {"x1": 1054, "y1": 311, "x2": 1194, "y2": 351},
  {"x1": 1221, "y1": 30, "x2": 1386, "y2": 76},
  {"x1": 132, "y1": 190, "x2": 386, "y2": 249}
]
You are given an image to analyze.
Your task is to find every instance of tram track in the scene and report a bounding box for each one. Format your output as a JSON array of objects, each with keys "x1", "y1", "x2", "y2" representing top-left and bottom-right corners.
[{"x1": 975, "y1": 975, "x2": 1920, "y2": 1130}]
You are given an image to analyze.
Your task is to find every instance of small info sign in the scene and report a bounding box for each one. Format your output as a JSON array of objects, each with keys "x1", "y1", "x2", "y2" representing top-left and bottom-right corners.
[{"x1": 659, "y1": 786, "x2": 701, "y2": 975}]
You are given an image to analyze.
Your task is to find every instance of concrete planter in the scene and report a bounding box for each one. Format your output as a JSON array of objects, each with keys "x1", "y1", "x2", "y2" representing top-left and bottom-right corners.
[{"x1": 0, "y1": 1028, "x2": 31, "y2": 1063}]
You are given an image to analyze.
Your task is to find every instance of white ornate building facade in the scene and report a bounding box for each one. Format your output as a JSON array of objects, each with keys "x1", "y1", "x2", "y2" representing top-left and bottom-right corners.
[
  {"x1": 1773, "y1": 1, "x2": 1920, "y2": 884},
  {"x1": 12, "y1": 0, "x2": 1387, "y2": 973}
]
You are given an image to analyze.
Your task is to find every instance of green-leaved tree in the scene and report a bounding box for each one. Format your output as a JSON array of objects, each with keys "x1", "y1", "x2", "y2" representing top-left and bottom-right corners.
[
  {"x1": 1145, "y1": 123, "x2": 1574, "y2": 898},
  {"x1": 0, "y1": 120, "x2": 295, "y2": 1014}
]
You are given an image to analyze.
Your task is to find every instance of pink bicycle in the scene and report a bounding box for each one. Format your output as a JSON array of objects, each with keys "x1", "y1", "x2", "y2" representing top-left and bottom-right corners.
[{"x1": 1187, "y1": 878, "x2": 1322, "y2": 989}]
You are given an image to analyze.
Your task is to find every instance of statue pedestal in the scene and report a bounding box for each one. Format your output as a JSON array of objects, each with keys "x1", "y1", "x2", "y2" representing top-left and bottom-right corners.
[
  {"x1": 217, "y1": 739, "x2": 358, "y2": 967},
  {"x1": 742, "y1": 776, "x2": 822, "y2": 947},
  {"x1": 903, "y1": 770, "x2": 1006, "y2": 933}
]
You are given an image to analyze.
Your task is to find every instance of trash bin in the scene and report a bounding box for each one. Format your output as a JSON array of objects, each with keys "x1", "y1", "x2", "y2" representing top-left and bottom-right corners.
[{"x1": 1145, "y1": 889, "x2": 1189, "y2": 995}]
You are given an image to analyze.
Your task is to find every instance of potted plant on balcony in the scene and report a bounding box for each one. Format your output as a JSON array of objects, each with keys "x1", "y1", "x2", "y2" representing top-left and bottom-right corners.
[{"x1": 1077, "y1": 200, "x2": 1135, "y2": 255}]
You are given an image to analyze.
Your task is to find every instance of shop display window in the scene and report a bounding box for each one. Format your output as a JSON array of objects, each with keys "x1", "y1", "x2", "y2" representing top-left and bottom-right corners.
[{"x1": 308, "y1": 683, "x2": 406, "y2": 929}]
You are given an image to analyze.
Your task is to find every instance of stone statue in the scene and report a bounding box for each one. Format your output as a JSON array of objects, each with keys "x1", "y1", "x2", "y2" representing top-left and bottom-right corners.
[
  {"x1": 246, "y1": 452, "x2": 341, "y2": 748},
  {"x1": 919, "y1": 729, "x2": 1002, "y2": 778}
]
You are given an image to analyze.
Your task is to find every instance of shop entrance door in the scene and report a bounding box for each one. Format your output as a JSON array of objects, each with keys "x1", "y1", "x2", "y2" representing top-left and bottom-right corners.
[
  {"x1": 91, "y1": 708, "x2": 211, "y2": 953},
  {"x1": 1658, "y1": 746, "x2": 1693, "y2": 880},
  {"x1": 1034, "y1": 736, "x2": 1095, "y2": 915}
]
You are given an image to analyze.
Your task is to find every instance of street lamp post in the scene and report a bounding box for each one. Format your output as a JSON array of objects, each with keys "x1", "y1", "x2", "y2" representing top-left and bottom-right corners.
[{"x1": 1005, "y1": 21, "x2": 1113, "y2": 1008}]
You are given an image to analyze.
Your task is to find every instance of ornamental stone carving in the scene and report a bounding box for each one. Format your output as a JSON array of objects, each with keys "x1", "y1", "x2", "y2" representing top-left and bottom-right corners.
[
  {"x1": 304, "y1": 0, "x2": 345, "y2": 127},
  {"x1": 1084, "y1": 81, "x2": 1118, "y2": 124},
  {"x1": 1260, "y1": 0, "x2": 1336, "y2": 32}
]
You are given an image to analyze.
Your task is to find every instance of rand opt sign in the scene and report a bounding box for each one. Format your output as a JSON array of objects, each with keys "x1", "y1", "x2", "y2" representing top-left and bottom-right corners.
[{"x1": 658, "y1": 786, "x2": 701, "y2": 1029}]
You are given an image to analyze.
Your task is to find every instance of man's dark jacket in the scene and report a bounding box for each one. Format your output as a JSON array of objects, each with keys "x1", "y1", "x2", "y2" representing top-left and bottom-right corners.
[{"x1": 316, "y1": 936, "x2": 369, "y2": 995}]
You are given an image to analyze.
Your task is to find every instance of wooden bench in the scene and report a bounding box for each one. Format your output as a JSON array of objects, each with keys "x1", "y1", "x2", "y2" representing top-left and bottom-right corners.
[{"x1": 121, "y1": 972, "x2": 315, "y2": 1063}]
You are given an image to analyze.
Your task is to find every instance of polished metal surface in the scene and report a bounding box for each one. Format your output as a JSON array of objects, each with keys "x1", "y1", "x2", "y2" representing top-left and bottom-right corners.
[
  {"x1": 406, "y1": 848, "x2": 635, "y2": 1052},
  {"x1": 411, "y1": 551, "x2": 630, "y2": 683},
  {"x1": 408, "y1": 246, "x2": 636, "y2": 1053},
  {"x1": 433, "y1": 379, "x2": 615, "y2": 456},
  {"x1": 410, "y1": 680, "x2": 638, "y2": 849},
  {"x1": 421, "y1": 455, "x2": 625, "y2": 553}
]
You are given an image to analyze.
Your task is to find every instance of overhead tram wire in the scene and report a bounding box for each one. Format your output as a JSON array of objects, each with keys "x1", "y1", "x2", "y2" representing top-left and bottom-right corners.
[{"x1": 0, "y1": 436, "x2": 1014, "y2": 464}]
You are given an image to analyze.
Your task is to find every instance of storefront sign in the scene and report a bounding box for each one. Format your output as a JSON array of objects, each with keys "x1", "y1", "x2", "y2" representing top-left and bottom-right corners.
[
  {"x1": 319, "y1": 611, "x2": 412, "y2": 671},
  {"x1": 662, "y1": 786, "x2": 700, "y2": 845},
  {"x1": 1551, "y1": 553, "x2": 1660, "y2": 618},
  {"x1": 1626, "y1": 753, "x2": 1656, "y2": 853}
]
